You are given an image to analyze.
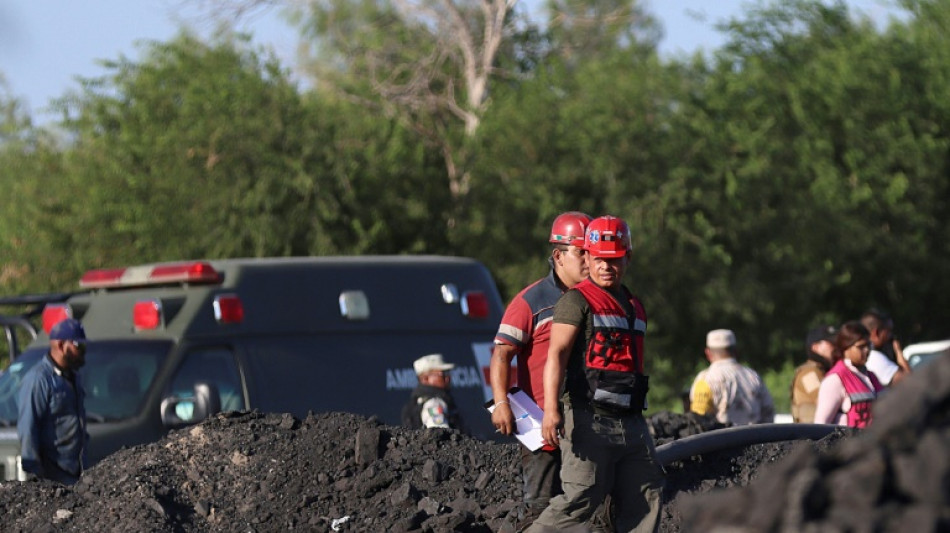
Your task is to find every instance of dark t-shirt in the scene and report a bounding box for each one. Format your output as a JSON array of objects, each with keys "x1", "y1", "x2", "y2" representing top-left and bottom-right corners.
[{"x1": 553, "y1": 289, "x2": 592, "y2": 333}]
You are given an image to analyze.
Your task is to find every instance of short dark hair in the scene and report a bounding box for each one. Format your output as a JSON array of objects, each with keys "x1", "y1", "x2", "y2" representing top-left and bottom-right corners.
[{"x1": 860, "y1": 308, "x2": 892, "y2": 331}]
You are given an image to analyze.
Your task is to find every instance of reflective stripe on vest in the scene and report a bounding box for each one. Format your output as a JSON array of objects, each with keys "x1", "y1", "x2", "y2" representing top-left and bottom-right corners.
[
  {"x1": 574, "y1": 279, "x2": 646, "y2": 374},
  {"x1": 827, "y1": 360, "x2": 882, "y2": 428},
  {"x1": 592, "y1": 313, "x2": 647, "y2": 334}
]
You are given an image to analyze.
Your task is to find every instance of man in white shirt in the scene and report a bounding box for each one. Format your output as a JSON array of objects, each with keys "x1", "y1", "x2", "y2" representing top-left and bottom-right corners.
[
  {"x1": 865, "y1": 349, "x2": 902, "y2": 386},
  {"x1": 861, "y1": 309, "x2": 910, "y2": 384}
]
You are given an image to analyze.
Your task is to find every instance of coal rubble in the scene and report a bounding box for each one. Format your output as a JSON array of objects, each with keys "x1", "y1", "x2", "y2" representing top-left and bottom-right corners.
[
  {"x1": 0, "y1": 355, "x2": 946, "y2": 532},
  {"x1": 681, "y1": 353, "x2": 950, "y2": 532},
  {"x1": 0, "y1": 411, "x2": 528, "y2": 533},
  {"x1": 647, "y1": 410, "x2": 728, "y2": 446}
]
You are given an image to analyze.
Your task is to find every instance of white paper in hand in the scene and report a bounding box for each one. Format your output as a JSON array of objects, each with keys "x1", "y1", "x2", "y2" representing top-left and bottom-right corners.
[{"x1": 485, "y1": 388, "x2": 545, "y2": 451}]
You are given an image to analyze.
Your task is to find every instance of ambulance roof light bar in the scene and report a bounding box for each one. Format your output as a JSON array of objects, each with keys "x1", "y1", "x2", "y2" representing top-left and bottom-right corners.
[{"x1": 80, "y1": 261, "x2": 222, "y2": 289}]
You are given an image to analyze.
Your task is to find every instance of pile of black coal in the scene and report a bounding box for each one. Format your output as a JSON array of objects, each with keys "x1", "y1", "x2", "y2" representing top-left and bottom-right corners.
[
  {"x1": 2, "y1": 357, "x2": 944, "y2": 532},
  {"x1": 0, "y1": 411, "x2": 526, "y2": 532},
  {"x1": 678, "y1": 354, "x2": 950, "y2": 532},
  {"x1": 647, "y1": 411, "x2": 728, "y2": 445},
  {"x1": 658, "y1": 426, "x2": 857, "y2": 532},
  {"x1": 0, "y1": 407, "x2": 835, "y2": 533}
]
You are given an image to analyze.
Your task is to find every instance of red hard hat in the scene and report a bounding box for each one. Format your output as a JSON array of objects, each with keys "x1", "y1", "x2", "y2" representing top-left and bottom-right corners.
[
  {"x1": 584, "y1": 215, "x2": 631, "y2": 258},
  {"x1": 549, "y1": 212, "x2": 593, "y2": 247}
]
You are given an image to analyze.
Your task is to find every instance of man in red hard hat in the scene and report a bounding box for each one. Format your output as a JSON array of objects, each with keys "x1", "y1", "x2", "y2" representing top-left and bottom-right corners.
[
  {"x1": 527, "y1": 215, "x2": 665, "y2": 533},
  {"x1": 490, "y1": 211, "x2": 592, "y2": 526}
]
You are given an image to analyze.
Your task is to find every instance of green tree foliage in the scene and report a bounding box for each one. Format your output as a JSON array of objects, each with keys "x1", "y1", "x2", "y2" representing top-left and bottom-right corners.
[
  {"x1": 3, "y1": 0, "x2": 949, "y2": 413},
  {"x1": 0, "y1": 81, "x2": 72, "y2": 364},
  {"x1": 0, "y1": 32, "x2": 453, "y2": 295},
  {"x1": 0, "y1": 77, "x2": 29, "y2": 146},
  {"x1": 544, "y1": 0, "x2": 661, "y2": 63},
  {"x1": 293, "y1": 94, "x2": 455, "y2": 255},
  {"x1": 290, "y1": 0, "x2": 529, "y2": 203},
  {"x1": 0, "y1": 79, "x2": 69, "y2": 293},
  {"x1": 52, "y1": 33, "x2": 313, "y2": 267},
  {"x1": 458, "y1": 0, "x2": 665, "y2": 288},
  {"x1": 666, "y1": 0, "x2": 948, "y2": 364}
]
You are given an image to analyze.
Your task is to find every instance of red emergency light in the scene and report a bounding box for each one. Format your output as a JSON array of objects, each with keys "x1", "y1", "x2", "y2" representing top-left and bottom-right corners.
[
  {"x1": 460, "y1": 291, "x2": 489, "y2": 319},
  {"x1": 79, "y1": 268, "x2": 127, "y2": 288},
  {"x1": 42, "y1": 304, "x2": 73, "y2": 334},
  {"x1": 150, "y1": 262, "x2": 221, "y2": 284},
  {"x1": 80, "y1": 261, "x2": 222, "y2": 289},
  {"x1": 133, "y1": 299, "x2": 162, "y2": 330},
  {"x1": 213, "y1": 294, "x2": 244, "y2": 324}
]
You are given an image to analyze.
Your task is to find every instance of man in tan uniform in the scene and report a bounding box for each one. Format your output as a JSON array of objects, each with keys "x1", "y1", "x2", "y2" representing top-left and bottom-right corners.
[
  {"x1": 689, "y1": 329, "x2": 775, "y2": 425},
  {"x1": 790, "y1": 325, "x2": 837, "y2": 423}
]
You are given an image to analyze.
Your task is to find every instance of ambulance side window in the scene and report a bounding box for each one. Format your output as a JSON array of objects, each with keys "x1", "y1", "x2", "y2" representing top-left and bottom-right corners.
[{"x1": 169, "y1": 348, "x2": 245, "y2": 412}]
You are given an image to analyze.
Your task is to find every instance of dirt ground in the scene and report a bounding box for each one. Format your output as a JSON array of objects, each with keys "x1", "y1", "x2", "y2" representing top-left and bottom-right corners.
[{"x1": 0, "y1": 355, "x2": 946, "y2": 532}]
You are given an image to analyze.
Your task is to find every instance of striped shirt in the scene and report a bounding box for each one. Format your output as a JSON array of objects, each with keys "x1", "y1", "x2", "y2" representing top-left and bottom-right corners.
[{"x1": 493, "y1": 267, "x2": 565, "y2": 409}]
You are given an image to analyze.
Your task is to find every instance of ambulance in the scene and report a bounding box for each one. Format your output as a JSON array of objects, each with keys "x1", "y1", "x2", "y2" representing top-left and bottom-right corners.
[{"x1": 0, "y1": 256, "x2": 505, "y2": 480}]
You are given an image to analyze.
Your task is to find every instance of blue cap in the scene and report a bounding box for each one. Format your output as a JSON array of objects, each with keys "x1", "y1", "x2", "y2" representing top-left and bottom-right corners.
[{"x1": 49, "y1": 319, "x2": 87, "y2": 343}]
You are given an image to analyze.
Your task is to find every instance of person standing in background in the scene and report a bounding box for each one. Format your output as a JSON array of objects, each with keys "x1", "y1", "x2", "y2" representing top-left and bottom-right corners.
[
  {"x1": 860, "y1": 308, "x2": 909, "y2": 385},
  {"x1": 791, "y1": 325, "x2": 837, "y2": 423},
  {"x1": 815, "y1": 321, "x2": 884, "y2": 428},
  {"x1": 689, "y1": 329, "x2": 775, "y2": 425},
  {"x1": 17, "y1": 318, "x2": 90, "y2": 484},
  {"x1": 402, "y1": 353, "x2": 464, "y2": 431}
]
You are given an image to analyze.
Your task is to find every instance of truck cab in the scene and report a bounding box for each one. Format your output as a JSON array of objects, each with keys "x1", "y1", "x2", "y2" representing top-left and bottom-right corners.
[{"x1": 0, "y1": 256, "x2": 504, "y2": 480}]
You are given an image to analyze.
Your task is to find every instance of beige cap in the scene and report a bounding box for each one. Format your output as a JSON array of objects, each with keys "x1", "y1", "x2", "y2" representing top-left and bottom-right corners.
[
  {"x1": 413, "y1": 353, "x2": 455, "y2": 375},
  {"x1": 706, "y1": 329, "x2": 736, "y2": 349}
]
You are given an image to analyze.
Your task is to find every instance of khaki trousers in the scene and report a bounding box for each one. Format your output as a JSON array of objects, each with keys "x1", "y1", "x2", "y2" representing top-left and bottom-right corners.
[{"x1": 526, "y1": 401, "x2": 664, "y2": 533}]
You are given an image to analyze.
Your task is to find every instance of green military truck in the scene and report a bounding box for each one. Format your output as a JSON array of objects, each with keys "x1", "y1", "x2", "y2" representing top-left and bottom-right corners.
[{"x1": 0, "y1": 256, "x2": 504, "y2": 480}]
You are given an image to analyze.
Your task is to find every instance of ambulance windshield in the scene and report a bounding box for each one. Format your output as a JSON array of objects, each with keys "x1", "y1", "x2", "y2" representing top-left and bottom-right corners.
[{"x1": 0, "y1": 340, "x2": 171, "y2": 424}]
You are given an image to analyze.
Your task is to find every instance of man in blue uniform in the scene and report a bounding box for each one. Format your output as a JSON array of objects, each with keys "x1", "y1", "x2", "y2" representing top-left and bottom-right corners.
[{"x1": 18, "y1": 318, "x2": 89, "y2": 484}]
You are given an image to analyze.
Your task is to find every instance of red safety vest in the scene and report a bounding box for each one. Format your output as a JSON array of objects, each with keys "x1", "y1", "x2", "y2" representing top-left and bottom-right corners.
[
  {"x1": 573, "y1": 279, "x2": 648, "y2": 411},
  {"x1": 826, "y1": 360, "x2": 883, "y2": 428},
  {"x1": 574, "y1": 278, "x2": 646, "y2": 373}
]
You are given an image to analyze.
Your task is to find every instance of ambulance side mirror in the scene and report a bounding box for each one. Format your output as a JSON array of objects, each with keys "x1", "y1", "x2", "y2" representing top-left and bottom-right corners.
[{"x1": 160, "y1": 382, "x2": 222, "y2": 428}]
